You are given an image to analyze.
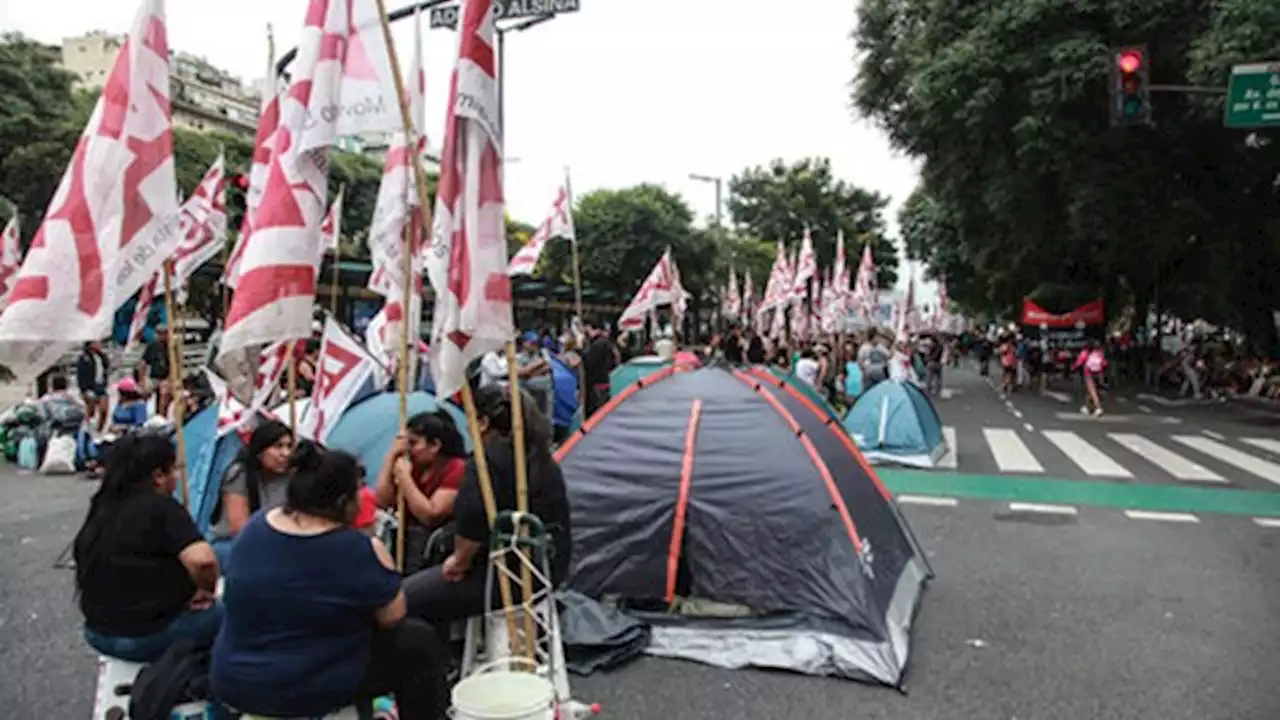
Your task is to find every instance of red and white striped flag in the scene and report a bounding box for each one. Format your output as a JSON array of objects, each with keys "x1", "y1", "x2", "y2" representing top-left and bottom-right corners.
[
  {"x1": 0, "y1": 0, "x2": 178, "y2": 379},
  {"x1": 316, "y1": 186, "x2": 344, "y2": 273},
  {"x1": 741, "y1": 271, "x2": 755, "y2": 328},
  {"x1": 127, "y1": 273, "x2": 159, "y2": 348},
  {"x1": 223, "y1": 29, "x2": 280, "y2": 291},
  {"x1": 218, "y1": 0, "x2": 348, "y2": 403},
  {"x1": 853, "y1": 242, "x2": 877, "y2": 321},
  {"x1": 791, "y1": 227, "x2": 816, "y2": 301},
  {"x1": 300, "y1": 317, "x2": 380, "y2": 442},
  {"x1": 758, "y1": 241, "x2": 790, "y2": 314},
  {"x1": 508, "y1": 172, "x2": 575, "y2": 276},
  {"x1": 618, "y1": 249, "x2": 679, "y2": 331},
  {"x1": 722, "y1": 266, "x2": 740, "y2": 320},
  {"x1": 0, "y1": 216, "x2": 22, "y2": 312},
  {"x1": 173, "y1": 153, "x2": 228, "y2": 296},
  {"x1": 425, "y1": 0, "x2": 515, "y2": 400}
]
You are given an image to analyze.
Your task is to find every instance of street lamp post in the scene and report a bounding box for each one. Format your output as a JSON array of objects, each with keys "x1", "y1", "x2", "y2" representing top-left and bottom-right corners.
[{"x1": 688, "y1": 173, "x2": 723, "y2": 227}]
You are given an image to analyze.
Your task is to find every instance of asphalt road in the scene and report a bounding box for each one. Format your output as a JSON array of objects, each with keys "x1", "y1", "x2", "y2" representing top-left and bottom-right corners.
[{"x1": 3, "y1": 369, "x2": 1278, "y2": 719}]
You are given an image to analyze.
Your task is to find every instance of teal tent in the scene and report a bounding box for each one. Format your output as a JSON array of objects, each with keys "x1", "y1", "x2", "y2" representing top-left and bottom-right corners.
[{"x1": 842, "y1": 381, "x2": 947, "y2": 468}]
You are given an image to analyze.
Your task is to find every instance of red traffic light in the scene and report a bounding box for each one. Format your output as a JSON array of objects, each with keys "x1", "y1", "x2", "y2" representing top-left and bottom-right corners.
[
  {"x1": 229, "y1": 173, "x2": 249, "y2": 190},
  {"x1": 1117, "y1": 49, "x2": 1143, "y2": 74}
]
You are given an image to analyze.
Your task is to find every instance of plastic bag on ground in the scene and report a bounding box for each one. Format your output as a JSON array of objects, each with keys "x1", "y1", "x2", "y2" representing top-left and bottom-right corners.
[{"x1": 557, "y1": 590, "x2": 651, "y2": 676}]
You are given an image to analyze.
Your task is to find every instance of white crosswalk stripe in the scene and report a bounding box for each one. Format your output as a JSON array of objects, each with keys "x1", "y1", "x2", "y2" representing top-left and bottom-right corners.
[
  {"x1": 1042, "y1": 430, "x2": 1132, "y2": 478},
  {"x1": 1107, "y1": 433, "x2": 1224, "y2": 482},
  {"x1": 982, "y1": 428, "x2": 1043, "y2": 473},
  {"x1": 1241, "y1": 437, "x2": 1280, "y2": 456},
  {"x1": 939, "y1": 426, "x2": 958, "y2": 469},
  {"x1": 1172, "y1": 436, "x2": 1280, "y2": 488}
]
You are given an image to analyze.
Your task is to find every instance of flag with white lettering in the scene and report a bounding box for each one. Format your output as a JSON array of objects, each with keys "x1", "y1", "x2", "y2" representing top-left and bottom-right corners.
[
  {"x1": 300, "y1": 317, "x2": 379, "y2": 442},
  {"x1": 173, "y1": 153, "x2": 228, "y2": 297},
  {"x1": 218, "y1": 0, "x2": 346, "y2": 403},
  {"x1": 508, "y1": 172, "x2": 575, "y2": 276},
  {"x1": 333, "y1": 0, "x2": 403, "y2": 137},
  {"x1": 0, "y1": 0, "x2": 178, "y2": 379},
  {"x1": 425, "y1": 0, "x2": 515, "y2": 400},
  {"x1": 0, "y1": 215, "x2": 22, "y2": 312}
]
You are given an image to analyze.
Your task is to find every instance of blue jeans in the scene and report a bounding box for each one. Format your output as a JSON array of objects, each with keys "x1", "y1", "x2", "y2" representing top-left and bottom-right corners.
[
  {"x1": 85, "y1": 603, "x2": 224, "y2": 663},
  {"x1": 211, "y1": 536, "x2": 235, "y2": 572}
]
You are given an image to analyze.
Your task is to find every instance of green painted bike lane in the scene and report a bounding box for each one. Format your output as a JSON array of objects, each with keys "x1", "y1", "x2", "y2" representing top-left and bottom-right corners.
[{"x1": 878, "y1": 470, "x2": 1280, "y2": 518}]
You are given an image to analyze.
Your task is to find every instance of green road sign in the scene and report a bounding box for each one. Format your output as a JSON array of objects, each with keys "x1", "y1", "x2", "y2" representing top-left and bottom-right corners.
[
  {"x1": 1225, "y1": 62, "x2": 1280, "y2": 129},
  {"x1": 429, "y1": 0, "x2": 580, "y2": 30}
]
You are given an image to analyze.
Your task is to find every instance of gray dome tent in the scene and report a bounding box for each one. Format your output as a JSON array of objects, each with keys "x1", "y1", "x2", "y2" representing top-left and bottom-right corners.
[{"x1": 554, "y1": 364, "x2": 932, "y2": 686}]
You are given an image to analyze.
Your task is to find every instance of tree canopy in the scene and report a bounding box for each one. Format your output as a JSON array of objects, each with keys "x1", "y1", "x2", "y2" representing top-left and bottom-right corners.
[
  {"x1": 853, "y1": 0, "x2": 1280, "y2": 351},
  {"x1": 727, "y1": 158, "x2": 899, "y2": 290}
]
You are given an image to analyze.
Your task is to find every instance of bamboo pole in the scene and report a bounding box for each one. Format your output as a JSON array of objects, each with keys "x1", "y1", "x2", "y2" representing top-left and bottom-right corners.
[
  {"x1": 330, "y1": 183, "x2": 345, "y2": 318},
  {"x1": 565, "y1": 168, "x2": 587, "y2": 424},
  {"x1": 395, "y1": 223, "x2": 412, "y2": 572},
  {"x1": 161, "y1": 261, "x2": 189, "y2": 508},
  {"x1": 504, "y1": 342, "x2": 538, "y2": 661},
  {"x1": 287, "y1": 340, "x2": 298, "y2": 433}
]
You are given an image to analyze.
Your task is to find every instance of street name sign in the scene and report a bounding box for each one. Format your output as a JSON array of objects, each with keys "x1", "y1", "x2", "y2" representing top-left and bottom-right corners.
[
  {"x1": 1224, "y1": 62, "x2": 1280, "y2": 129},
  {"x1": 430, "y1": 0, "x2": 580, "y2": 29}
]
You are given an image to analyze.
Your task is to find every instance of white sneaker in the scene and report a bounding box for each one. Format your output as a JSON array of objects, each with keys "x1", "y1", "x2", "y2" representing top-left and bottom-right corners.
[
  {"x1": 1080, "y1": 406, "x2": 1089, "y2": 414},
  {"x1": 1093, "y1": 408, "x2": 1104, "y2": 417}
]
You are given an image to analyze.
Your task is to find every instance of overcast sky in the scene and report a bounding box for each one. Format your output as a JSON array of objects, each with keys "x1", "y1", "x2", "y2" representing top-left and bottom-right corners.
[{"x1": 4, "y1": 0, "x2": 928, "y2": 291}]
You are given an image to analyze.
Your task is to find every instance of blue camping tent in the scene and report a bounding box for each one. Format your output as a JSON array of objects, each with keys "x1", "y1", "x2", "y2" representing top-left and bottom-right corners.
[
  {"x1": 842, "y1": 380, "x2": 947, "y2": 468},
  {"x1": 326, "y1": 391, "x2": 470, "y2": 482},
  {"x1": 609, "y1": 356, "x2": 670, "y2": 397},
  {"x1": 180, "y1": 406, "x2": 245, "y2": 534}
]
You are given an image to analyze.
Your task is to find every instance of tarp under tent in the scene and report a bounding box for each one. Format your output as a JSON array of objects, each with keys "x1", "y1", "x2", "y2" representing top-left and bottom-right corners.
[
  {"x1": 325, "y1": 391, "x2": 470, "y2": 481},
  {"x1": 609, "y1": 356, "x2": 670, "y2": 396},
  {"x1": 555, "y1": 363, "x2": 932, "y2": 686},
  {"x1": 842, "y1": 381, "x2": 947, "y2": 469},
  {"x1": 181, "y1": 406, "x2": 245, "y2": 534}
]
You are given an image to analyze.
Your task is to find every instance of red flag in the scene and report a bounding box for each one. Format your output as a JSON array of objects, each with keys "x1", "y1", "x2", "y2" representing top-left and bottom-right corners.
[
  {"x1": 127, "y1": 273, "x2": 159, "y2": 348},
  {"x1": 223, "y1": 30, "x2": 279, "y2": 290},
  {"x1": 0, "y1": 216, "x2": 22, "y2": 312},
  {"x1": 425, "y1": 0, "x2": 514, "y2": 400},
  {"x1": 173, "y1": 153, "x2": 228, "y2": 295},
  {"x1": 508, "y1": 172, "x2": 575, "y2": 276},
  {"x1": 0, "y1": 0, "x2": 178, "y2": 379}
]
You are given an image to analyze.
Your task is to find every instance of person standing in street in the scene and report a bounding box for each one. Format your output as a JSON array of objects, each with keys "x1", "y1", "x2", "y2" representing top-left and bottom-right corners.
[
  {"x1": 722, "y1": 325, "x2": 745, "y2": 364},
  {"x1": 139, "y1": 326, "x2": 172, "y2": 418},
  {"x1": 1074, "y1": 340, "x2": 1108, "y2": 416},
  {"x1": 76, "y1": 340, "x2": 110, "y2": 433},
  {"x1": 581, "y1": 322, "x2": 619, "y2": 419}
]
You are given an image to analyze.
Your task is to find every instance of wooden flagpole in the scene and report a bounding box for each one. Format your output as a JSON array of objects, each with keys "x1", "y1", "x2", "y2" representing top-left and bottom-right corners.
[
  {"x1": 504, "y1": 342, "x2": 539, "y2": 660},
  {"x1": 161, "y1": 261, "x2": 189, "y2": 508},
  {"x1": 287, "y1": 341, "x2": 298, "y2": 432},
  {"x1": 372, "y1": 0, "x2": 526, "y2": 658}
]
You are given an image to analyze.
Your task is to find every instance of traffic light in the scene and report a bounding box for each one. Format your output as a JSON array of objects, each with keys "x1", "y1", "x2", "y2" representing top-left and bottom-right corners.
[{"x1": 1110, "y1": 45, "x2": 1151, "y2": 127}]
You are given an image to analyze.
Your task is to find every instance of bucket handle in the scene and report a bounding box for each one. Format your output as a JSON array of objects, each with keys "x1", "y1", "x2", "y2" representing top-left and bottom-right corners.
[{"x1": 463, "y1": 656, "x2": 540, "y2": 678}]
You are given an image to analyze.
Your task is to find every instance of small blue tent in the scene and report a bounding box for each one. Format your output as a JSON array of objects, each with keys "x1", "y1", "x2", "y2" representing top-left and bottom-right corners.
[
  {"x1": 609, "y1": 356, "x2": 670, "y2": 396},
  {"x1": 842, "y1": 380, "x2": 947, "y2": 468},
  {"x1": 326, "y1": 390, "x2": 470, "y2": 482},
  {"x1": 180, "y1": 406, "x2": 245, "y2": 534}
]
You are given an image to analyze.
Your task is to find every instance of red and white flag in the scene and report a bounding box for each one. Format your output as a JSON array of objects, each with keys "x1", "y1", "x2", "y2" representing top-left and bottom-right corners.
[
  {"x1": 791, "y1": 227, "x2": 816, "y2": 301},
  {"x1": 758, "y1": 241, "x2": 791, "y2": 314},
  {"x1": 0, "y1": 216, "x2": 23, "y2": 312},
  {"x1": 722, "y1": 266, "x2": 740, "y2": 321},
  {"x1": 425, "y1": 0, "x2": 515, "y2": 400},
  {"x1": 895, "y1": 273, "x2": 917, "y2": 338},
  {"x1": 508, "y1": 171, "x2": 575, "y2": 276},
  {"x1": 218, "y1": 0, "x2": 348, "y2": 403},
  {"x1": 203, "y1": 369, "x2": 252, "y2": 438},
  {"x1": 173, "y1": 153, "x2": 228, "y2": 295},
  {"x1": 853, "y1": 242, "x2": 877, "y2": 321},
  {"x1": 223, "y1": 28, "x2": 280, "y2": 290},
  {"x1": 300, "y1": 316, "x2": 380, "y2": 442},
  {"x1": 741, "y1": 271, "x2": 755, "y2": 328},
  {"x1": 316, "y1": 186, "x2": 344, "y2": 273},
  {"x1": 0, "y1": 0, "x2": 178, "y2": 379},
  {"x1": 127, "y1": 272, "x2": 159, "y2": 348},
  {"x1": 618, "y1": 249, "x2": 678, "y2": 331},
  {"x1": 333, "y1": 0, "x2": 405, "y2": 137}
]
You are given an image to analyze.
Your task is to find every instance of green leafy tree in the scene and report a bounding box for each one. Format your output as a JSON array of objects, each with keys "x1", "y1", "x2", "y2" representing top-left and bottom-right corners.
[
  {"x1": 726, "y1": 158, "x2": 899, "y2": 289},
  {"x1": 854, "y1": 0, "x2": 1280, "y2": 351}
]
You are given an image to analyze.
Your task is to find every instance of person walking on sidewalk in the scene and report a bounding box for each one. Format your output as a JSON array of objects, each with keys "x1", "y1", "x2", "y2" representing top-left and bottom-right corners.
[{"x1": 1074, "y1": 340, "x2": 1107, "y2": 416}]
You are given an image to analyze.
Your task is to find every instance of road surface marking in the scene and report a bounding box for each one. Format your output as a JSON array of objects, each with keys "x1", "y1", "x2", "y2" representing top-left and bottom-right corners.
[
  {"x1": 1011, "y1": 409, "x2": 1023, "y2": 419},
  {"x1": 1053, "y1": 412, "x2": 1179, "y2": 424},
  {"x1": 1241, "y1": 437, "x2": 1280, "y2": 455},
  {"x1": 983, "y1": 428, "x2": 1044, "y2": 473},
  {"x1": 1253, "y1": 517, "x2": 1280, "y2": 528},
  {"x1": 1124, "y1": 510, "x2": 1199, "y2": 523},
  {"x1": 1024, "y1": 423, "x2": 1035, "y2": 432},
  {"x1": 938, "y1": 426, "x2": 958, "y2": 469},
  {"x1": 898, "y1": 495, "x2": 958, "y2": 507},
  {"x1": 1043, "y1": 390, "x2": 1072, "y2": 403},
  {"x1": 1009, "y1": 502, "x2": 1078, "y2": 515},
  {"x1": 1107, "y1": 433, "x2": 1225, "y2": 482},
  {"x1": 1173, "y1": 436, "x2": 1280, "y2": 487},
  {"x1": 1042, "y1": 430, "x2": 1133, "y2": 477},
  {"x1": 1202, "y1": 430, "x2": 1226, "y2": 440},
  {"x1": 1138, "y1": 405, "x2": 1153, "y2": 413}
]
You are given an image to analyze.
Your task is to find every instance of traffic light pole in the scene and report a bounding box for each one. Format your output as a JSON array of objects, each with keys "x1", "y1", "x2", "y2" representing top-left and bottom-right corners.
[{"x1": 1148, "y1": 85, "x2": 1227, "y2": 95}]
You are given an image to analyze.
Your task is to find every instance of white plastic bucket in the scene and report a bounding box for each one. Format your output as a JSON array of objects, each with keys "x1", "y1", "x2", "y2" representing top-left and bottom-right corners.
[{"x1": 452, "y1": 670, "x2": 554, "y2": 720}]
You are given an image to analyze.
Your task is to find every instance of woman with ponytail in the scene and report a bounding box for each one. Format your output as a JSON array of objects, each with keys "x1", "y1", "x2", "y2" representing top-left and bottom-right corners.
[{"x1": 74, "y1": 434, "x2": 221, "y2": 662}]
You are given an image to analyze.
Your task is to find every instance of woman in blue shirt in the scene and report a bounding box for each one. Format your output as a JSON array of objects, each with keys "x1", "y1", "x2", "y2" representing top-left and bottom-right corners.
[
  {"x1": 109, "y1": 377, "x2": 149, "y2": 432},
  {"x1": 211, "y1": 446, "x2": 448, "y2": 719}
]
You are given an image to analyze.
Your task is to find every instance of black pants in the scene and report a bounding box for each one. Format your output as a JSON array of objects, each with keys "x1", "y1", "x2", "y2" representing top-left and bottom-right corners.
[
  {"x1": 358, "y1": 619, "x2": 450, "y2": 720},
  {"x1": 585, "y1": 384, "x2": 610, "y2": 418},
  {"x1": 404, "y1": 565, "x2": 492, "y2": 641}
]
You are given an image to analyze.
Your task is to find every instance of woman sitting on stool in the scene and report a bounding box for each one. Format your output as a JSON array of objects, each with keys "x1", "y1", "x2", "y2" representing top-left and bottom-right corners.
[
  {"x1": 403, "y1": 385, "x2": 573, "y2": 640},
  {"x1": 74, "y1": 434, "x2": 221, "y2": 662},
  {"x1": 211, "y1": 444, "x2": 448, "y2": 719},
  {"x1": 208, "y1": 419, "x2": 295, "y2": 569}
]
